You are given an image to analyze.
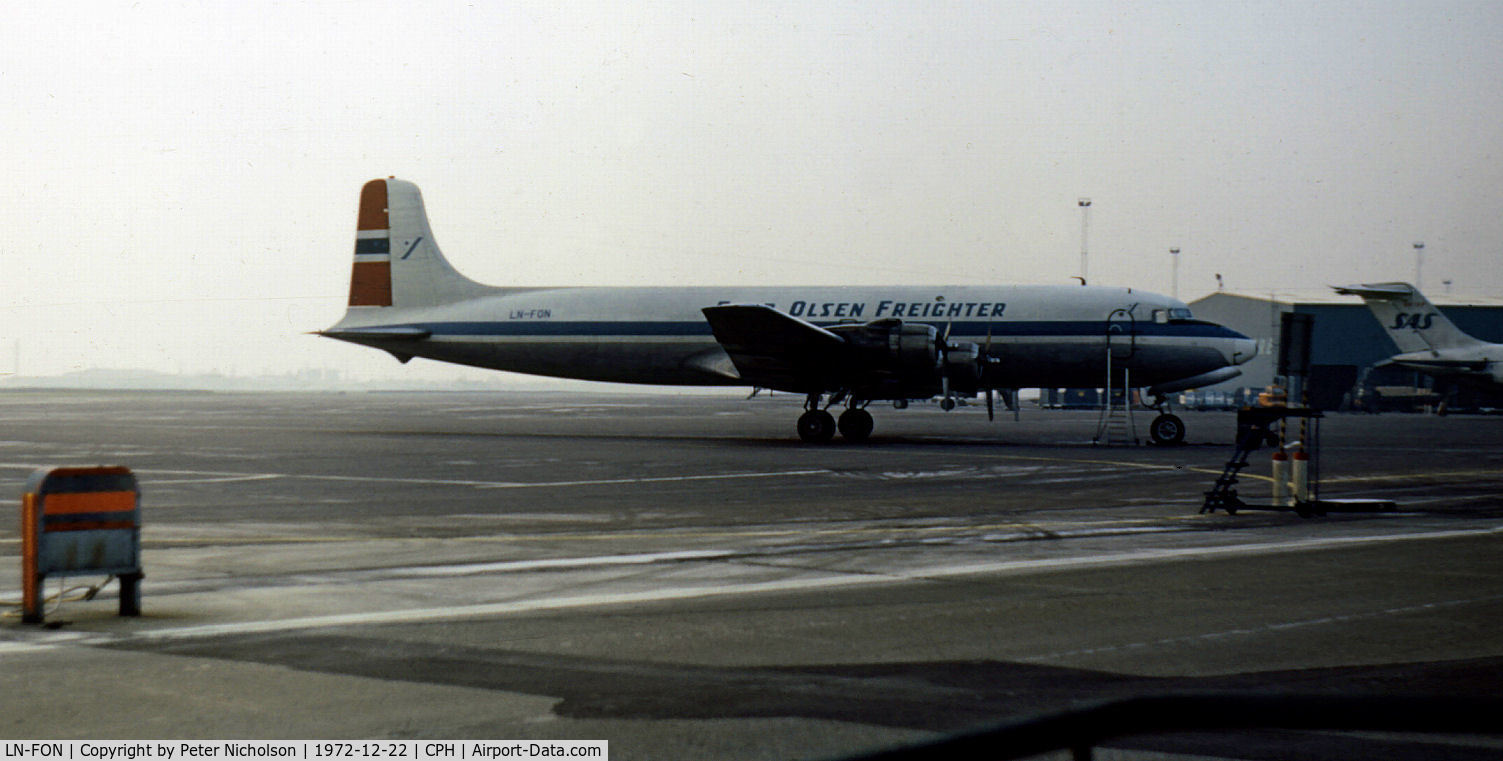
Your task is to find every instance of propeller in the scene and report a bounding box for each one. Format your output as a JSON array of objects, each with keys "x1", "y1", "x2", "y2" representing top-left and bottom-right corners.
[
  {"x1": 937, "y1": 317, "x2": 999, "y2": 416},
  {"x1": 938, "y1": 320, "x2": 955, "y2": 410}
]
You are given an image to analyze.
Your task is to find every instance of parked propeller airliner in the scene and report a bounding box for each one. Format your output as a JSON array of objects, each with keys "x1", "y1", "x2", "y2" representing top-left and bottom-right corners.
[
  {"x1": 1335, "y1": 282, "x2": 1503, "y2": 396},
  {"x1": 320, "y1": 178, "x2": 1257, "y2": 443}
]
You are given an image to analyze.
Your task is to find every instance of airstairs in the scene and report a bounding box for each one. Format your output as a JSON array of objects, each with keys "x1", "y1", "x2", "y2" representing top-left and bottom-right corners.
[{"x1": 1094, "y1": 310, "x2": 1139, "y2": 446}]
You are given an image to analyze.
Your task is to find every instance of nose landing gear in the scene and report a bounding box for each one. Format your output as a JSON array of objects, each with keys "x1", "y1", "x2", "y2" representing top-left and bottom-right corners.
[
  {"x1": 1147, "y1": 412, "x2": 1186, "y2": 446},
  {"x1": 1146, "y1": 393, "x2": 1186, "y2": 445}
]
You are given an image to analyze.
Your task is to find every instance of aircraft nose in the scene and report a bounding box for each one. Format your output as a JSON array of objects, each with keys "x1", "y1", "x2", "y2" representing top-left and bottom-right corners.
[{"x1": 1229, "y1": 335, "x2": 1258, "y2": 366}]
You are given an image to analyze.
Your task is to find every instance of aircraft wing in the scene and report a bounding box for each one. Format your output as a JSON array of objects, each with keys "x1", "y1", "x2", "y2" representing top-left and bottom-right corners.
[{"x1": 701, "y1": 305, "x2": 846, "y2": 392}]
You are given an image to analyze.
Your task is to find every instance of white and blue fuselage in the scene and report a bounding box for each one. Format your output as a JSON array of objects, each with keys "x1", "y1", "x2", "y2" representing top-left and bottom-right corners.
[{"x1": 331, "y1": 283, "x2": 1254, "y2": 390}]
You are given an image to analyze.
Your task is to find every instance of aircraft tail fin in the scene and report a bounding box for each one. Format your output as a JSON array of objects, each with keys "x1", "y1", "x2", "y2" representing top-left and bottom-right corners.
[
  {"x1": 346, "y1": 178, "x2": 493, "y2": 309},
  {"x1": 1333, "y1": 281, "x2": 1483, "y2": 354}
]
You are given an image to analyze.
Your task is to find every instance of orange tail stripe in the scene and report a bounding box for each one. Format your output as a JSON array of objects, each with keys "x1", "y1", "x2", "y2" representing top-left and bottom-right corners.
[
  {"x1": 349, "y1": 261, "x2": 394, "y2": 306},
  {"x1": 358, "y1": 179, "x2": 389, "y2": 231},
  {"x1": 43, "y1": 491, "x2": 137, "y2": 515}
]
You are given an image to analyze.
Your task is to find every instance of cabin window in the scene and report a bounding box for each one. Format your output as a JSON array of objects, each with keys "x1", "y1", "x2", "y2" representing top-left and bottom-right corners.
[{"x1": 1152, "y1": 309, "x2": 1168, "y2": 324}]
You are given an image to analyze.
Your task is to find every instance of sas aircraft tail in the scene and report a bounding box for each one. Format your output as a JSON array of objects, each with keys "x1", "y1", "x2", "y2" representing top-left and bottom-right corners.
[
  {"x1": 346, "y1": 177, "x2": 494, "y2": 310},
  {"x1": 1333, "y1": 281, "x2": 1485, "y2": 354}
]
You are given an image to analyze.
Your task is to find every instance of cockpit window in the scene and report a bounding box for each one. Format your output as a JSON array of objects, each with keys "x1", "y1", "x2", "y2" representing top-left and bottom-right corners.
[{"x1": 1168, "y1": 307, "x2": 1194, "y2": 321}]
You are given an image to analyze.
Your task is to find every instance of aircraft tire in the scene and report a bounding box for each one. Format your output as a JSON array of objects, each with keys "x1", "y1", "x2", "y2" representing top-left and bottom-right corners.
[
  {"x1": 1148, "y1": 413, "x2": 1186, "y2": 446},
  {"x1": 797, "y1": 410, "x2": 837, "y2": 443},
  {"x1": 837, "y1": 408, "x2": 874, "y2": 442}
]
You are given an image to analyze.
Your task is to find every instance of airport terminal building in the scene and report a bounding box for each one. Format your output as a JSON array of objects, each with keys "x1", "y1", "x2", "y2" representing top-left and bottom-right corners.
[{"x1": 1188, "y1": 288, "x2": 1503, "y2": 409}]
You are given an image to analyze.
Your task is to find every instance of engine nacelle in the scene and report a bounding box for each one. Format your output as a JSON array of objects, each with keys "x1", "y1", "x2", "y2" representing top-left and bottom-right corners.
[
  {"x1": 829, "y1": 319, "x2": 986, "y2": 397},
  {"x1": 942, "y1": 339, "x2": 983, "y2": 389},
  {"x1": 886, "y1": 322, "x2": 941, "y2": 371}
]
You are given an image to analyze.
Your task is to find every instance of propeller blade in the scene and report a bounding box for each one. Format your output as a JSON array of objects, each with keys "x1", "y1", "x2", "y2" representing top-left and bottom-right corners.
[{"x1": 986, "y1": 388, "x2": 995, "y2": 421}]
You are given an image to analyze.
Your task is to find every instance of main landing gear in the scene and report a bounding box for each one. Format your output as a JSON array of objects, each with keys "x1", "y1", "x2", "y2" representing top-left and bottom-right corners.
[
  {"x1": 837, "y1": 407, "x2": 874, "y2": 442},
  {"x1": 796, "y1": 408, "x2": 835, "y2": 443},
  {"x1": 798, "y1": 394, "x2": 874, "y2": 443}
]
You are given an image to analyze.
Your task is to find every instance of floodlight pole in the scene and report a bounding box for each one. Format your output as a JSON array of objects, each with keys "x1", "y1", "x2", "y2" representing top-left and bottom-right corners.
[
  {"x1": 1412, "y1": 242, "x2": 1424, "y2": 291},
  {"x1": 1078, "y1": 198, "x2": 1092, "y2": 285},
  {"x1": 1170, "y1": 247, "x2": 1181, "y2": 300}
]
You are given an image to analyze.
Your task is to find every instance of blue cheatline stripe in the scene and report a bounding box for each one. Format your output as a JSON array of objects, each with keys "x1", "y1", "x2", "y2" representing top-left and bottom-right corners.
[
  {"x1": 365, "y1": 320, "x2": 1248, "y2": 340},
  {"x1": 354, "y1": 237, "x2": 390, "y2": 254}
]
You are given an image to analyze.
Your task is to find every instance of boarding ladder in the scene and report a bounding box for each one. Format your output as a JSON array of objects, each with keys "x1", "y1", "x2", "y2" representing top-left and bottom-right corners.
[{"x1": 1094, "y1": 310, "x2": 1139, "y2": 446}]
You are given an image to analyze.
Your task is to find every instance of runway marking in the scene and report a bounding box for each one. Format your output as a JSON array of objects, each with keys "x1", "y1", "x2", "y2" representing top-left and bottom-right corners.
[
  {"x1": 962, "y1": 453, "x2": 1503, "y2": 486},
  {"x1": 84, "y1": 516, "x2": 1190, "y2": 549},
  {"x1": 0, "y1": 514, "x2": 1204, "y2": 548},
  {"x1": 147, "y1": 474, "x2": 284, "y2": 485},
  {"x1": 956, "y1": 452, "x2": 1263, "y2": 482},
  {"x1": 0, "y1": 463, "x2": 831, "y2": 490},
  {"x1": 5, "y1": 457, "x2": 1498, "y2": 492},
  {"x1": 1, "y1": 525, "x2": 1496, "y2": 653}
]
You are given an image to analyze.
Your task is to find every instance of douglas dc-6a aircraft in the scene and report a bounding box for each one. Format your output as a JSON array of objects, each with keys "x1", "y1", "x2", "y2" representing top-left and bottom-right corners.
[
  {"x1": 320, "y1": 178, "x2": 1257, "y2": 443},
  {"x1": 1335, "y1": 282, "x2": 1503, "y2": 396}
]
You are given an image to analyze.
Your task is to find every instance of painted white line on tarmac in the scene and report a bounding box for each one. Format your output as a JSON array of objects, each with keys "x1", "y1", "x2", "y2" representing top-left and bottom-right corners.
[
  {"x1": 0, "y1": 462, "x2": 831, "y2": 490},
  {"x1": 147, "y1": 474, "x2": 284, "y2": 485},
  {"x1": 3, "y1": 525, "x2": 1497, "y2": 654},
  {"x1": 398, "y1": 549, "x2": 739, "y2": 576}
]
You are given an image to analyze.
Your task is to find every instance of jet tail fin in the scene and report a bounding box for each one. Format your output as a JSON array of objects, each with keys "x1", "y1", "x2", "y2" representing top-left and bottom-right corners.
[
  {"x1": 1333, "y1": 281, "x2": 1484, "y2": 354},
  {"x1": 345, "y1": 178, "x2": 493, "y2": 309}
]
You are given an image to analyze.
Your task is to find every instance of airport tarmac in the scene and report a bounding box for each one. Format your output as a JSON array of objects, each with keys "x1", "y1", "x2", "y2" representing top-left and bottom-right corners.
[{"x1": 0, "y1": 390, "x2": 1500, "y2": 760}]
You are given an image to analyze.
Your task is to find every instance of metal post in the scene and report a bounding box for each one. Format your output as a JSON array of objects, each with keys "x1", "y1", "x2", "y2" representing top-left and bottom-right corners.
[
  {"x1": 1078, "y1": 199, "x2": 1092, "y2": 285},
  {"x1": 1413, "y1": 241, "x2": 1424, "y2": 291},
  {"x1": 119, "y1": 571, "x2": 143, "y2": 617},
  {"x1": 1169, "y1": 247, "x2": 1180, "y2": 300},
  {"x1": 20, "y1": 492, "x2": 40, "y2": 624}
]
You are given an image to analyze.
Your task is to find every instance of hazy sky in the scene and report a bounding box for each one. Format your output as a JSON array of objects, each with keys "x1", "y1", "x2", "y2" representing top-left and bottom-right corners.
[{"x1": 3, "y1": 1, "x2": 1501, "y2": 381}]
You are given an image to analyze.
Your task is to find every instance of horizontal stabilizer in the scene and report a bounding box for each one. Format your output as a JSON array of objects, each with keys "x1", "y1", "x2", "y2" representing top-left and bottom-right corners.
[
  {"x1": 1392, "y1": 356, "x2": 1489, "y2": 372},
  {"x1": 1332, "y1": 282, "x2": 1415, "y2": 301},
  {"x1": 315, "y1": 326, "x2": 432, "y2": 342}
]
